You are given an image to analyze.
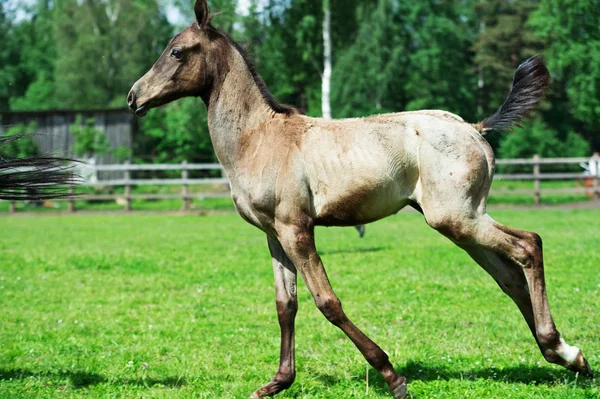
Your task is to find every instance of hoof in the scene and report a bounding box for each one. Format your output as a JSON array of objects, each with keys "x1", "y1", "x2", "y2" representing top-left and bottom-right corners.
[
  {"x1": 565, "y1": 351, "x2": 594, "y2": 378},
  {"x1": 356, "y1": 225, "x2": 365, "y2": 238},
  {"x1": 391, "y1": 377, "x2": 407, "y2": 399},
  {"x1": 581, "y1": 357, "x2": 594, "y2": 378}
]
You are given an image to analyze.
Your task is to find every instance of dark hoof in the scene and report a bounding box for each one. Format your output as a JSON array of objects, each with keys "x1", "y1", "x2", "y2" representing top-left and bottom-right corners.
[
  {"x1": 565, "y1": 352, "x2": 594, "y2": 378},
  {"x1": 392, "y1": 377, "x2": 407, "y2": 399},
  {"x1": 582, "y1": 357, "x2": 594, "y2": 378},
  {"x1": 355, "y1": 225, "x2": 365, "y2": 238}
]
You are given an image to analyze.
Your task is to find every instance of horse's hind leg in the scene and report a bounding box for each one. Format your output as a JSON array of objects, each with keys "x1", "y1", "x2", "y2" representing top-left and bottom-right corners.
[
  {"x1": 252, "y1": 237, "x2": 298, "y2": 398},
  {"x1": 431, "y1": 213, "x2": 592, "y2": 376},
  {"x1": 460, "y1": 245, "x2": 591, "y2": 373}
]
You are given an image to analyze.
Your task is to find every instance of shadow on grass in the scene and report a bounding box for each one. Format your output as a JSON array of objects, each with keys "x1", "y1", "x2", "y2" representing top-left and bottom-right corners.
[
  {"x1": 0, "y1": 368, "x2": 187, "y2": 389},
  {"x1": 0, "y1": 368, "x2": 106, "y2": 388},
  {"x1": 397, "y1": 360, "x2": 596, "y2": 385},
  {"x1": 311, "y1": 361, "x2": 596, "y2": 398}
]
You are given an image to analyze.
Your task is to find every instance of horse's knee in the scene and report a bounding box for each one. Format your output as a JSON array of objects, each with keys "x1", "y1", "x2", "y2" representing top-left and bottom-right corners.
[
  {"x1": 316, "y1": 296, "x2": 347, "y2": 326},
  {"x1": 276, "y1": 299, "x2": 298, "y2": 323}
]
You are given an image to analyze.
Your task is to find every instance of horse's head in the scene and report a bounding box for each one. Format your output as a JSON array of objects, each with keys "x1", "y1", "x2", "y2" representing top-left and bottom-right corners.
[{"x1": 127, "y1": 0, "x2": 222, "y2": 117}]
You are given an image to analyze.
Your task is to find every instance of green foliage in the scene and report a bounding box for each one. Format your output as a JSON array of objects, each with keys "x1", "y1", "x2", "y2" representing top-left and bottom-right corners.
[
  {"x1": 332, "y1": 0, "x2": 407, "y2": 117},
  {"x1": 1, "y1": 0, "x2": 598, "y2": 161},
  {"x1": 0, "y1": 122, "x2": 39, "y2": 158},
  {"x1": 0, "y1": 211, "x2": 599, "y2": 397},
  {"x1": 52, "y1": 0, "x2": 172, "y2": 109},
  {"x1": 137, "y1": 97, "x2": 214, "y2": 163},
  {"x1": 498, "y1": 118, "x2": 589, "y2": 159},
  {"x1": 473, "y1": 1, "x2": 544, "y2": 118},
  {"x1": 112, "y1": 145, "x2": 132, "y2": 163},
  {"x1": 8, "y1": 1, "x2": 58, "y2": 111},
  {"x1": 529, "y1": 0, "x2": 600, "y2": 151},
  {"x1": 402, "y1": 0, "x2": 478, "y2": 120},
  {"x1": 70, "y1": 115, "x2": 110, "y2": 158}
]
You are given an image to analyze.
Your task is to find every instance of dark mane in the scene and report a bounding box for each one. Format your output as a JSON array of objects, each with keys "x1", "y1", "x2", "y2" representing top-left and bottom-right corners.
[{"x1": 214, "y1": 28, "x2": 298, "y2": 116}]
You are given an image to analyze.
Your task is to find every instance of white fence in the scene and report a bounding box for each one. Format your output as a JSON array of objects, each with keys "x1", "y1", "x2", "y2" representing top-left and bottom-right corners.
[
  {"x1": 5, "y1": 154, "x2": 600, "y2": 212},
  {"x1": 494, "y1": 154, "x2": 599, "y2": 205}
]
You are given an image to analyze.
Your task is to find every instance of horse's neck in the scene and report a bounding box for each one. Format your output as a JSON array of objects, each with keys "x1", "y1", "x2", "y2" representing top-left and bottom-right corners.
[{"x1": 206, "y1": 50, "x2": 273, "y2": 171}]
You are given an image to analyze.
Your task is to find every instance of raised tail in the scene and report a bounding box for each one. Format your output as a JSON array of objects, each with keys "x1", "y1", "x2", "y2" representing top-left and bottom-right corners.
[
  {"x1": 0, "y1": 135, "x2": 80, "y2": 201},
  {"x1": 474, "y1": 56, "x2": 551, "y2": 135}
]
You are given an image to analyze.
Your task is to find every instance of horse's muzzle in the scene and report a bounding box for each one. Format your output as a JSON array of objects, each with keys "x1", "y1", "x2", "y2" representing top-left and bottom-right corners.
[{"x1": 127, "y1": 89, "x2": 149, "y2": 117}]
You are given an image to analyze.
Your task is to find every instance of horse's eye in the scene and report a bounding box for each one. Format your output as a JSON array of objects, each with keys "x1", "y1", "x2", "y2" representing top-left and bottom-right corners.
[{"x1": 170, "y1": 49, "x2": 183, "y2": 60}]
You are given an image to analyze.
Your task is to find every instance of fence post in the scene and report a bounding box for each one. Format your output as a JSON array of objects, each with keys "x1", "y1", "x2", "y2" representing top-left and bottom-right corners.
[
  {"x1": 533, "y1": 154, "x2": 541, "y2": 205},
  {"x1": 182, "y1": 161, "x2": 191, "y2": 211},
  {"x1": 593, "y1": 152, "x2": 599, "y2": 201},
  {"x1": 124, "y1": 160, "x2": 132, "y2": 211},
  {"x1": 9, "y1": 201, "x2": 16, "y2": 213}
]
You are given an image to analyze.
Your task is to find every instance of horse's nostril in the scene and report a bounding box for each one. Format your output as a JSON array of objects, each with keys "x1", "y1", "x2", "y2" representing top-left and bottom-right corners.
[{"x1": 127, "y1": 91, "x2": 136, "y2": 108}]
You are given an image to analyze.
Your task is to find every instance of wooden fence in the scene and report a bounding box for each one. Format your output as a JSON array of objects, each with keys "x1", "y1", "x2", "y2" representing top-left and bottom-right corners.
[
  {"x1": 0, "y1": 108, "x2": 134, "y2": 180},
  {"x1": 4, "y1": 154, "x2": 600, "y2": 212},
  {"x1": 494, "y1": 154, "x2": 599, "y2": 205}
]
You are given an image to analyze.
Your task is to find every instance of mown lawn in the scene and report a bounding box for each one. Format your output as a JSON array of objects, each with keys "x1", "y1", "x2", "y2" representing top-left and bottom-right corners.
[{"x1": 0, "y1": 210, "x2": 599, "y2": 398}]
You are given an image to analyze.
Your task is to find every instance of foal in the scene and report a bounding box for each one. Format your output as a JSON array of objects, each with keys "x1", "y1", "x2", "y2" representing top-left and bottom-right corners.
[{"x1": 128, "y1": 1, "x2": 592, "y2": 397}]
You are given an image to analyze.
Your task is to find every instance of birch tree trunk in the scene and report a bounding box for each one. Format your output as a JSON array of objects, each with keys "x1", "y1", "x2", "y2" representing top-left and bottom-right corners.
[{"x1": 322, "y1": 0, "x2": 332, "y2": 119}]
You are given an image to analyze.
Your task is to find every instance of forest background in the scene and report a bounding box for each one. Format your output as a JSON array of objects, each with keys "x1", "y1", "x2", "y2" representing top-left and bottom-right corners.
[{"x1": 0, "y1": 0, "x2": 598, "y2": 163}]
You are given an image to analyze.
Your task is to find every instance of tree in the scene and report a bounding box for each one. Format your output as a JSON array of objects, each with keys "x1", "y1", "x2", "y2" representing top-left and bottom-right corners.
[
  {"x1": 70, "y1": 115, "x2": 110, "y2": 159},
  {"x1": 9, "y1": 0, "x2": 58, "y2": 111},
  {"x1": 0, "y1": 1, "x2": 14, "y2": 110},
  {"x1": 529, "y1": 0, "x2": 600, "y2": 151},
  {"x1": 331, "y1": 0, "x2": 406, "y2": 117},
  {"x1": 473, "y1": 1, "x2": 544, "y2": 119},
  {"x1": 498, "y1": 118, "x2": 589, "y2": 159},
  {"x1": 53, "y1": 0, "x2": 172, "y2": 109},
  {"x1": 0, "y1": 122, "x2": 40, "y2": 159},
  {"x1": 137, "y1": 97, "x2": 214, "y2": 163},
  {"x1": 402, "y1": 0, "x2": 478, "y2": 120},
  {"x1": 332, "y1": 0, "x2": 477, "y2": 119},
  {"x1": 321, "y1": 0, "x2": 332, "y2": 119},
  {"x1": 239, "y1": 0, "x2": 324, "y2": 114}
]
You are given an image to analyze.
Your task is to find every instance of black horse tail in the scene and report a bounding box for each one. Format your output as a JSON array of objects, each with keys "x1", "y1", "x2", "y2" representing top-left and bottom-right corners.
[
  {"x1": 474, "y1": 55, "x2": 551, "y2": 135},
  {"x1": 0, "y1": 135, "x2": 80, "y2": 201}
]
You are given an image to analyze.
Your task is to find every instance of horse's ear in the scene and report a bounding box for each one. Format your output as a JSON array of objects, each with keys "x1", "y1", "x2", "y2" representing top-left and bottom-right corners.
[{"x1": 194, "y1": 0, "x2": 211, "y2": 28}]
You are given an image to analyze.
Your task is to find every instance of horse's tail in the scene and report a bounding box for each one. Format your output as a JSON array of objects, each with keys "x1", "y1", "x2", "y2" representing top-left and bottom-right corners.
[
  {"x1": 0, "y1": 135, "x2": 80, "y2": 201},
  {"x1": 473, "y1": 55, "x2": 551, "y2": 135}
]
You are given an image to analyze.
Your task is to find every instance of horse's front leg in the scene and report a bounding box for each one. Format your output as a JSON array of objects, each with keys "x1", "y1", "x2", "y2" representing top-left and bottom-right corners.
[
  {"x1": 276, "y1": 215, "x2": 407, "y2": 399},
  {"x1": 252, "y1": 237, "x2": 298, "y2": 398}
]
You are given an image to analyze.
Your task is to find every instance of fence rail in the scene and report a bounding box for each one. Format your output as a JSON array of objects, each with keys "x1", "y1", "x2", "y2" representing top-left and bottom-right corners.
[
  {"x1": 494, "y1": 154, "x2": 599, "y2": 205},
  {"x1": 3, "y1": 154, "x2": 600, "y2": 212}
]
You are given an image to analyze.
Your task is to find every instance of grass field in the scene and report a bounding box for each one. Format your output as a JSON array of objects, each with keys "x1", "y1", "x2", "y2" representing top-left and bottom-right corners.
[{"x1": 1, "y1": 209, "x2": 599, "y2": 398}]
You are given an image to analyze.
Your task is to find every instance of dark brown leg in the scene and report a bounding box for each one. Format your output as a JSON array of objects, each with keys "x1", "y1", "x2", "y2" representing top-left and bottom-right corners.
[
  {"x1": 252, "y1": 238, "x2": 298, "y2": 398},
  {"x1": 277, "y1": 218, "x2": 407, "y2": 399}
]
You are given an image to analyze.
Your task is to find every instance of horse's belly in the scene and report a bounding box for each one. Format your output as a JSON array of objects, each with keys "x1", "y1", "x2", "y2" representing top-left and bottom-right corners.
[{"x1": 312, "y1": 178, "x2": 411, "y2": 226}]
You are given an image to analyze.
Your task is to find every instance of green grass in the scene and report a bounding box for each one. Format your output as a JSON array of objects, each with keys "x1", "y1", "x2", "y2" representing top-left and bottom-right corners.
[
  {"x1": 0, "y1": 210, "x2": 599, "y2": 398},
  {"x1": 489, "y1": 180, "x2": 593, "y2": 206}
]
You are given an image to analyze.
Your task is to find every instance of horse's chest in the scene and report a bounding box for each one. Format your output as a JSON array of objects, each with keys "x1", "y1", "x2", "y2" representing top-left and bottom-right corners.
[{"x1": 230, "y1": 178, "x2": 276, "y2": 230}]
